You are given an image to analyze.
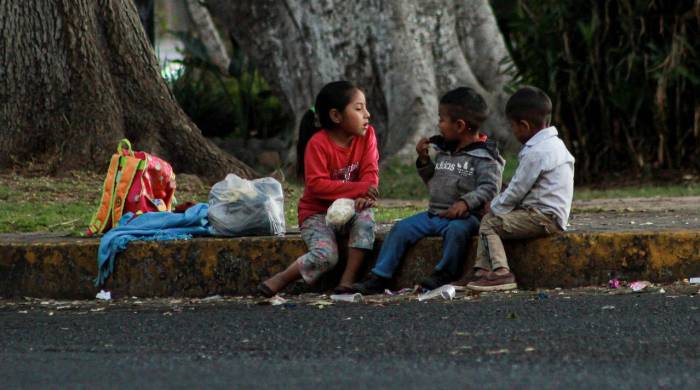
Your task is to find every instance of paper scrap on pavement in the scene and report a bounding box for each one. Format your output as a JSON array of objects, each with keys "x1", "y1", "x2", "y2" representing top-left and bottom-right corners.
[
  {"x1": 269, "y1": 295, "x2": 287, "y2": 306},
  {"x1": 96, "y1": 290, "x2": 111, "y2": 301},
  {"x1": 630, "y1": 281, "x2": 651, "y2": 292}
]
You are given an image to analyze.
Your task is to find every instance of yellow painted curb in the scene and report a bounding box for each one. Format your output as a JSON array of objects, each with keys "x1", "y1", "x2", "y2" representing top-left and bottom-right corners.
[{"x1": 0, "y1": 230, "x2": 698, "y2": 298}]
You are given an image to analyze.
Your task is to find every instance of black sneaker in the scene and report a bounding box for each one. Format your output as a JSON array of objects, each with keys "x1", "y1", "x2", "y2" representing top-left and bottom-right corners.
[
  {"x1": 420, "y1": 270, "x2": 455, "y2": 291},
  {"x1": 332, "y1": 285, "x2": 358, "y2": 295},
  {"x1": 352, "y1": 273, "x2": 390, "y2": 295}
]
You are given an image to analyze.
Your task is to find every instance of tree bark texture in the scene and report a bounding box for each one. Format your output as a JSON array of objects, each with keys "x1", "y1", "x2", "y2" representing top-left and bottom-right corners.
[
  {"x1": 185, "y1": 0, "x2": 230, "y2": 75},
  {"x1": 208, "y1": 0, "x2": 518, "y2": 161},
  {"x1": 0, "y1": 0, "x2": 255, "y2": 180}
]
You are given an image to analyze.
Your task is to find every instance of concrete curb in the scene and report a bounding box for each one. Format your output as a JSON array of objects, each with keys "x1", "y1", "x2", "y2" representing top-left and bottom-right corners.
[{"x1": 1, "y1": 229, "x2": 699, "y2": 298}]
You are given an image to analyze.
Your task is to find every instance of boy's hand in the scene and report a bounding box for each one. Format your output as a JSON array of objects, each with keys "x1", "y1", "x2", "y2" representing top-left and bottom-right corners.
[
  {"x1": 416, "y1": 137, "x2": 430, "y2": 164},
  {"x1": 355, "y1": 197, "x2": 375, "y2": 211},
  {"x1": 439, "y1": 200, "x2": 469, "y2": 219},
  {"x1": 365, "y1": 186, "x2": 379, "y2": 201},
  {"x1": 477, "y1": 201, "x2": 491, "y2": 219}
]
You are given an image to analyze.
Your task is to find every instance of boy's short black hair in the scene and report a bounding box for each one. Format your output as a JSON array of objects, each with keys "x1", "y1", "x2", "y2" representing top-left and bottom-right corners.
[
  {"x1": 439, "y1": 87, "x2": 489, "y2": 131},
  {"x1": 505, "y1": 86, "x2": 552, "y2": 129}
]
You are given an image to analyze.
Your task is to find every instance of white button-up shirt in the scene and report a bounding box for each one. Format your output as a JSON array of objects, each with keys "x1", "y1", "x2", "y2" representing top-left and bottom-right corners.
[{"x1": 491, "y1": 126, "x2": 575, "y2": 230}]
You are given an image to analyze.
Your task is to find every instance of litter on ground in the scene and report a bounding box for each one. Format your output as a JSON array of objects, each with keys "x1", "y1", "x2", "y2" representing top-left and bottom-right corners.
[
  {"x1": 418, "y1": 285, "x2": 456, "y2": 301},
  {"x1": 330, "y1": 293, "x2": 363, "y2": 303}
]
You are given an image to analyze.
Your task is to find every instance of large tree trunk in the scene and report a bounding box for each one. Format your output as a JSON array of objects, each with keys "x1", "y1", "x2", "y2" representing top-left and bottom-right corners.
[
  {"x1": 208, "y1": 0, "x2": 518, "y2": 162},
  {"x1": 0, "y1": 0, "x2": 255, "y2": 180},
  {"x1": 185, "y1": 0, "x2": 230, "y2": 75}
]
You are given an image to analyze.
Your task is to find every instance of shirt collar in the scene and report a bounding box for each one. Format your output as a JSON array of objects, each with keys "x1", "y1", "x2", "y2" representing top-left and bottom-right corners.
[{"x1": 525, "y1": 126, "x2": 558, "y2": 147}]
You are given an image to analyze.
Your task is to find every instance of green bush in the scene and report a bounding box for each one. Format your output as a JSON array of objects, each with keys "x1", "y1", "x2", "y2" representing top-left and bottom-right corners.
[
  {"x1": 378, "y1": 159, "x2": 429, "y2": 199},
  {"x1": 165, "y1": 32, "x2": 289, "y2": 140},
  {"x1": 494, "y1": 0, "x2": 700, "y2": 182}
]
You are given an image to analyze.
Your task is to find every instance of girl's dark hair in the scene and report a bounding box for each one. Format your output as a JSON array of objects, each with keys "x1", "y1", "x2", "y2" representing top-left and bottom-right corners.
[{"x1": 296, "y1": 80, "x2": 358, "y2": 179}]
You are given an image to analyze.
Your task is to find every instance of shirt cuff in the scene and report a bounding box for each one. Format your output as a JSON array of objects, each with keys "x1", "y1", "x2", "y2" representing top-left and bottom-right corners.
[
  {"x1": 490, "y1": 201, "x2": 513, "y2": 216},
  {"x1": 460, "y1": 194, "x2": 480, "y2": 211}
]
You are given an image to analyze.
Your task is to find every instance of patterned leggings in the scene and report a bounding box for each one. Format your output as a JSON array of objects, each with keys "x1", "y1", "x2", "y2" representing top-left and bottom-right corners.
[{"x1": 296, "y1": 209, "x2": 375, "y2": 283}]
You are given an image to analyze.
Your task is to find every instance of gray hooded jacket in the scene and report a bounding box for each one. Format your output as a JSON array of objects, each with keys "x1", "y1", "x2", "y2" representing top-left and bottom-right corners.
[{"x1": 417, "y1": 140, "x2": 505, "y2": 215}]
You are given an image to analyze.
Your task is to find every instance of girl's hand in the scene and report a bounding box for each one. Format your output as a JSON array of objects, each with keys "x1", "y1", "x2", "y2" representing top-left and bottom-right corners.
[
  {"x1": 355, "y1": 197, "x2": 375, "y2": 211},
  {"x1": 416, "y1": 137, "x2": 430, "y2": 163}
]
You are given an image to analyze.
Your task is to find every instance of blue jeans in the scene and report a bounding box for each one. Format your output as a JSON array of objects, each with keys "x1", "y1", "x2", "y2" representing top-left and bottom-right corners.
[{"x1": 372, "y1": 211, "x2": 480, "y2": 279}]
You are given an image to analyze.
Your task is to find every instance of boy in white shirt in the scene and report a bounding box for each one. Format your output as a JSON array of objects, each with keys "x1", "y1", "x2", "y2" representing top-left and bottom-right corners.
[{"x1": 466, "y1": 86, "x2": 575, "y2": 291}]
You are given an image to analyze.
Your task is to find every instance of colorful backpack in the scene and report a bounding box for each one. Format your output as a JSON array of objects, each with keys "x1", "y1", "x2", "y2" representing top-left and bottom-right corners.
[{"x1": 87, "y1": 139, "x2": 176, "y2": 235}]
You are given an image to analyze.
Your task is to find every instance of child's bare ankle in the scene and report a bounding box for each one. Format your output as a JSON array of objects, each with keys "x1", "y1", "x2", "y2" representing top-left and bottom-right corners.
[{"x1": 265, "y1": 273, "x2": 290, "y2": 293}]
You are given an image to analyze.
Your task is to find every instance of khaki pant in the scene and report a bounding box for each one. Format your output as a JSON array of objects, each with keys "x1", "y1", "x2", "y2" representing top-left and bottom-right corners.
[{"x1": 474, "y1": 209, "x2": 562, "y2": 271}]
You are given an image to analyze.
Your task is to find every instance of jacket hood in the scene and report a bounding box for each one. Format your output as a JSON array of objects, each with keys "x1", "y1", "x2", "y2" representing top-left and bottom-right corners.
[
  {"x1": 430, "y1": 135, "x2": 503, "y2": 164},
  {"x1": 456, "y1": 140, "x2": 505, "y2": 166}
]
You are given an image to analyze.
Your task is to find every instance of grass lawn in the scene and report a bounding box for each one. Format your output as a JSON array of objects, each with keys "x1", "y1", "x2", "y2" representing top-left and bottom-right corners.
[
  {"x1": 2, "y1": 159, "x2": 699, "y2": 235},
  {"x1": 574, "y1": 185, "x2": 700, "y2": 200}
]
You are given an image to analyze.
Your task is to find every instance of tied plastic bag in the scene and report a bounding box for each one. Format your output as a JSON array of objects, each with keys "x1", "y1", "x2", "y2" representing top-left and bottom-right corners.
[
  {"x1": 207, "y1": 174, "x2": 286, "y2": 237},
  {"x1": 326, "y1": 198, "x2": 356, "y2": 227}
]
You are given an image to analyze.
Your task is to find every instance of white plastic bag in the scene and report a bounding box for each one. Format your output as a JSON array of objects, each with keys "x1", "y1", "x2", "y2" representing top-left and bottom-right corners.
[
  {"x1": 207, "y1": 174, "x2": 286, "y2": 237},
  {"x1": 326, "y1": 198, "x2": 356, "y2": 227}
]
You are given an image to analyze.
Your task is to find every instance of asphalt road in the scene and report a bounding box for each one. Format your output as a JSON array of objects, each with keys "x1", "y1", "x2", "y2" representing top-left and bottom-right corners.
[{"x1": 1, "y1": 290, "x2": 698, "y2": 389}]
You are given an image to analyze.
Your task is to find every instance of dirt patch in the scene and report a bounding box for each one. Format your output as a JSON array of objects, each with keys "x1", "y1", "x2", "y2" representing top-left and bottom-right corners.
[
  {"x1": 380, "y1": 197, "x2": 700, "y2": 232},
  {"x1": 569, "y1": 209, "x2": 700, "y2": 231},
  {"x1": 571, "y1": 196, "x2": 700, "y2": 231},
  {"x1": 574, "y1": 196, "x2": 700, "y2": 212}
]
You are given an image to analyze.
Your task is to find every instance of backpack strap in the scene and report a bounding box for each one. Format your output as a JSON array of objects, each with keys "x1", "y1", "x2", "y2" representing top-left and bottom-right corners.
[
  {"x1": 86, "y1": 155, "x2": 120, "y2": 235},
  {"x1": 117, "y1": 138, "x2": 134, "y2": 156},
  {"x1": 112, "y1": 156, "x2": 146, "y2": 227}
]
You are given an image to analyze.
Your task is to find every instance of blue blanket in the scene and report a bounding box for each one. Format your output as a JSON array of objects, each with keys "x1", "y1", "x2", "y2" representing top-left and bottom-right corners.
[{"x1": 96, "y1": 203, "x2": 211, "y2": 286}]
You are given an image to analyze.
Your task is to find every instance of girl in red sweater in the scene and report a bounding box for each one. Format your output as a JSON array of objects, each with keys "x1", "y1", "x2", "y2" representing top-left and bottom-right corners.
[{"x1": 258, "y1": 81, "x2": 379, "y2": 297}]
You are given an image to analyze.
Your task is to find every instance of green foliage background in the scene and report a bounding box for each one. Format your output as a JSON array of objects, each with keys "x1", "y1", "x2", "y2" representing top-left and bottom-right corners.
[
  {"x1": 166, "y1": 2, "x2": 699, "y2": 183},
  {"x1": 165, "y1": 31, "x2": 289, "y2": 140},
  {"x1": 494, "y1": 0, "x2": 699, "y2": 182}
]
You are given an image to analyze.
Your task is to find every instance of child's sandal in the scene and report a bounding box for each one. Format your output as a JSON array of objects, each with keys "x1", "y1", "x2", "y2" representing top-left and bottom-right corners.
[
  {"x1": 256, "y1": 282, "x2": 275, "y2": 298},
  {"x1": 333, "y1": 285, "x2": 358, "y2": 295}
]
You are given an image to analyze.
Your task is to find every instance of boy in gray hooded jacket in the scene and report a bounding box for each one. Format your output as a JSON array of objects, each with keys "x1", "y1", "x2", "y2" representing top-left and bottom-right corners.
[{"x1": 353, "y1": 87, "x2": 505, "y2": 294}]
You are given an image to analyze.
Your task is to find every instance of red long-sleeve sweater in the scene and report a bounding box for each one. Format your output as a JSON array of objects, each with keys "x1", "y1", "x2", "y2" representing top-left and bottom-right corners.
[{"x1": 298, "y1": 125, "x2": 380, "y2": 225}]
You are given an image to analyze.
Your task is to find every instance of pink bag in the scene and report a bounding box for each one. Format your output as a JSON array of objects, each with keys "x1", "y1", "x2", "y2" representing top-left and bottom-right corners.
[
  {"x1": 87, "y1": 139, "x2": 176, "y2": 235},
  {"x1": 126, "y1": 150, "x2": 176, "y2": 214}
]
